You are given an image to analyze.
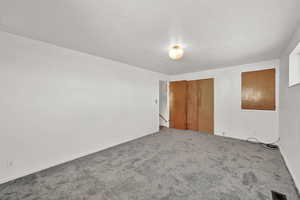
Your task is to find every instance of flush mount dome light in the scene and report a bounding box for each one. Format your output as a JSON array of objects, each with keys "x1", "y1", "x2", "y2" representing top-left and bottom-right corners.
[{"x1": 169, "y1": 45, "x2": 184, "y2": 60}]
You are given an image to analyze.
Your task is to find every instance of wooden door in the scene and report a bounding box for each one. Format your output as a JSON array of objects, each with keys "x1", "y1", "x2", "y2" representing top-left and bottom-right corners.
[
  {"x1": 169, "y1": 79, "x2": 214, "y2": 133},
  {"x1": 169, "y1": 81, "x2": 187, "y2": 129},
  {"x1": 198, "y1": 79, "x2": 214, "y2": 134},
  {"x1": 187, "y1": 80, "x2": 199, "y2": 131}
]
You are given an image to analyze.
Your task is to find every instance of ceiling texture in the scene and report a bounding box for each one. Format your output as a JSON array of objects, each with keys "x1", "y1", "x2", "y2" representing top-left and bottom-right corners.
[{"x1": 0, "y1": 0, "x2": 300, "y2": 74}]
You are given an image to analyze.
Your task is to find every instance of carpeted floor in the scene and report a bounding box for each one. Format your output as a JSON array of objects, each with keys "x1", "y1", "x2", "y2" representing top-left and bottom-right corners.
[{"x1": 0, "y1": 128, "x2": 299, "y2": 200}]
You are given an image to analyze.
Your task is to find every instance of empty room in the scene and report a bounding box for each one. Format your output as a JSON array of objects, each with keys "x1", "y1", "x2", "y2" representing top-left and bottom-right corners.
[{"x1": 1, "y1": 0, "x2": 300, "y2": 199}]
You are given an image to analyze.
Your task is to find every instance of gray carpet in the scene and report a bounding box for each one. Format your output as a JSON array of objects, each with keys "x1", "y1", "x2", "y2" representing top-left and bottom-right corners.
[{"x1": 0, "y1": 128, "x2": 299, "y2": 200}]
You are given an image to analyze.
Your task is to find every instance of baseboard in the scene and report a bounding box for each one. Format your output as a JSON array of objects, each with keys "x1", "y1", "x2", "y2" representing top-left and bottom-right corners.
[
  {"x1": 0, "y1": 129, "x2": 158, "y2": 185},
  {"x1": 279, "y1": 145, "x2": 300, "y2": 197}
]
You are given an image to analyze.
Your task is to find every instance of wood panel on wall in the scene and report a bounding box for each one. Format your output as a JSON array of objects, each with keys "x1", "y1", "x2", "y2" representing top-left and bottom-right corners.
[
  {"x1": 169, "y1": 81, "x2": 187, "y2": 129},
  {"x1": 241, "y1": 68, "x2": 276, "y2": 110}
]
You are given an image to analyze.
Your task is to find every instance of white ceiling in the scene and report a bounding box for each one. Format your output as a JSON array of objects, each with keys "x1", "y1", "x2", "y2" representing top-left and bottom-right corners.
[{"x1": 0, "y1": 0, "x2": 300, "y2": 74}]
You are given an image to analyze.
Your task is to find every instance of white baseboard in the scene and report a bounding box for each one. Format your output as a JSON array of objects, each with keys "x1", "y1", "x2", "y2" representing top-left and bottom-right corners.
[
  {"x1": 279, "y1": 145, "x2": 300, "y2": 195},
  {"x1": 0, "y1": 130, "x2": 158, "y2": 185}
]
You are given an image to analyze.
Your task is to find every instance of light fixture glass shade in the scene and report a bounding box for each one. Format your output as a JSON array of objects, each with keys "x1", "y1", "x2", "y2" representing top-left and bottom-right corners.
[{"x1": 169, "y1": 45, "x2": 184, "y2": 60}]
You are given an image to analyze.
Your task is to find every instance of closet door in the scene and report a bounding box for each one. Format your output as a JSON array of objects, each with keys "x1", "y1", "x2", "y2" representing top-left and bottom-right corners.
[
  {"x1": 187, "y1": 80, "x2": 199, "y2": 131},
  {"x1": 169, "y1": 81, "x2": 187, "y2": 129},
  {"x1": 198, "y1": 79, "x2": 214, "y2": 134}
]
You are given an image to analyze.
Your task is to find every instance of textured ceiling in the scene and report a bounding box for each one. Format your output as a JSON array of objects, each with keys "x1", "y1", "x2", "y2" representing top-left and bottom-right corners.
[{"x1": 0, "y1": 0, "x2": 300, "y2": 74}]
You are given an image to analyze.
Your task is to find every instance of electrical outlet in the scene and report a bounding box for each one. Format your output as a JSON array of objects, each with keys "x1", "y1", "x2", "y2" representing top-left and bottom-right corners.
[{"x1": 8, "y1": 161, "x2": 13, "y2": 167}]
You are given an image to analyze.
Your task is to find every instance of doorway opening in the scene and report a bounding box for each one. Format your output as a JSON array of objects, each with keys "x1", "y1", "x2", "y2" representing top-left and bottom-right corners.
[{"x1": 159, "y1": 80, "x2": 169, "y2": 128}]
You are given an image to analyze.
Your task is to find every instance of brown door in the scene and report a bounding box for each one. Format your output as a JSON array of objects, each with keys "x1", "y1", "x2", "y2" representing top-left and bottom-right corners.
[
  {"x1": 198, "y1": 79, "x2": 214, "y2": 134},
  {"x1": 169, "y1": 81, "x2": 187, "y2": 129},
  {"x1": 169, "y1": 79, "x2": 214, "y2": 134},
  {"x1": 187, "y1": 80, "x2": 199, "y2": 131}
]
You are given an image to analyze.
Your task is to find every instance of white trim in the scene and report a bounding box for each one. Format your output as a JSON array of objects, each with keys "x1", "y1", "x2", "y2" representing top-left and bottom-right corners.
[
  {"x1": 0, "y1": 130, "x2": 157, "y2": 185},
  {"x1": 280, "y1": 144, "x2": 300, "y2": 194}
]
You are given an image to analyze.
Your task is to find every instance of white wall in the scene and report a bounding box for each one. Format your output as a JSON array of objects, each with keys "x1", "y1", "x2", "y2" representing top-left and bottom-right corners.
[
  {"x1": 279, "y1": 26, "x2": 300, "y2": 190},
  {"x1": 0, "y1": 31, "x2": 167, "y2": 184},
  {"x1": 170, "y1": 60, "x2": 279, "y2": 143}
]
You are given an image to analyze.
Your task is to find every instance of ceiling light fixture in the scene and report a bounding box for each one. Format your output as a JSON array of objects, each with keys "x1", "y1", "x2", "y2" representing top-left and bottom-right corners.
[{"x1": 169, "y1": 45, "x2": 184, "y2": 60}]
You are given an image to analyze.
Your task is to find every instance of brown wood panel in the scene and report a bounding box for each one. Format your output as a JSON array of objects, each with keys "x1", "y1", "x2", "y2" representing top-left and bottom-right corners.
[
  {"x1": 198, "y1": 79, "x2": 214, "y2": 134},
  {"x1": 242, "y1": 69, "x2": 276, "y2": 110},
  {"x1": 169, "y1": 81, "x2": 187, "y2": 129},
  {"x1": 187, "y1": 80, "x2": 199, "y2": 131}
]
